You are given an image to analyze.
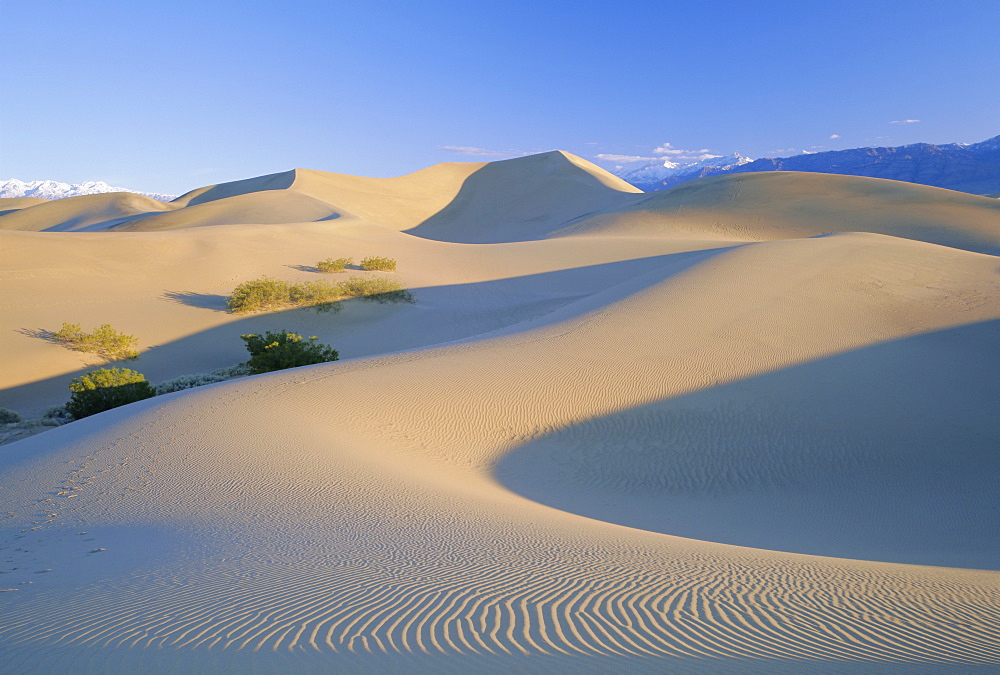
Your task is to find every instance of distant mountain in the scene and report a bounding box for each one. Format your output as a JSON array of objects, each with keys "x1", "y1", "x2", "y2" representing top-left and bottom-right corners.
[
  {"x1": 0, "y1": 178, "x2": 176, "y2": 202},
  {"x1": 615, "y1": 153, "x2": 754, "y2": 192},
  {"x1": 615, "y1": 135, "x2": 1000, "y2": 195}
]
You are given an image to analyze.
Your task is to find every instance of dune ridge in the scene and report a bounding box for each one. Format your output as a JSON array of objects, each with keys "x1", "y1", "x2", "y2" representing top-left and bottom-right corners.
[{"x1": 1, "y1": 152, "x2": 998, "y2": 672}]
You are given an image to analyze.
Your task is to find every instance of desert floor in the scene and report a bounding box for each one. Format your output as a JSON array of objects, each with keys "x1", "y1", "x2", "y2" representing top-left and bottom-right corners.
[{"x1": 1, "y1": 153, "x2": 998, "y2": 673}]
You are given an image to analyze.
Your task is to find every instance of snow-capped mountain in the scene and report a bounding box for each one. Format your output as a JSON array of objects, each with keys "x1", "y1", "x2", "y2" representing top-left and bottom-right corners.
[
  {"x1": 614, "y1": 135, "x2": 1000, "y2": 195},
  {"x1": 0, "y1": 179, "x2": 176, "y2": 202},
  {"x1": 615, "y1": 153, "x2": 754, "y2": 192}
]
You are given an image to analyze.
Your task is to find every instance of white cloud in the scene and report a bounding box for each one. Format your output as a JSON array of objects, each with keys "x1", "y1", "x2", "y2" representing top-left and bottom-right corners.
[
  {"x1": 652, "y1": 142, "x2": 712, "y2": 156},
  {"x1": 801, "y1": 150, "x2": 815, "y2": 154},
  {"x1": 440, "y1": 146, "x2": 519, "y2": 158},
  {"x1": 595, "y1": 153, "x2": 660, "y2": 163},
  {"x1": 889, "y1": 119, "x2": 920, "y2": 124},
  {"x1": 829, "y1": 134, "x2": 840, "y2": 139}
]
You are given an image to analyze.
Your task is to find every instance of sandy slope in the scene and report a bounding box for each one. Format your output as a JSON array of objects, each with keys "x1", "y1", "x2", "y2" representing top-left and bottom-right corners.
[
  {"x1": 557, "y1": 172, "x2": 1000, "y2": 253},
  {"x1": 1, "y1": 154, "x2": 998, "y2": 672},
  {"x1": 0, "y1": 197, "x2": 49, "y2": 216},
  {"x1": 0, "y1": 192, "x2": 177, "y2": 232}
]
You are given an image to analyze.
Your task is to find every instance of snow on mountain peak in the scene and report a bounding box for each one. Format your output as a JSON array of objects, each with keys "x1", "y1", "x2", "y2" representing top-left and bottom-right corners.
[
  {"x1": 0, "y1": 178, "x2": 176, "y2": 202},
  {"x1": 614, "y1": 152, "x2": 754, "y2": 187}
]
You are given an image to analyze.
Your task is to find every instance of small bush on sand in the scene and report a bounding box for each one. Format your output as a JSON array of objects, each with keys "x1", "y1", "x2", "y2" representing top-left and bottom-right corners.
[
  {"x1": 241, "y1": 331, "x2": 339, "y2": 374},
  {"x1": 155, "y1": 364, "x2": 250, "y2": 395},
  {"x1": 43, "y1": 405, "x2": 72, "y2": 423},
  {"x1": 226, "y1": 277, "x2": 292, "y2": 313},
  {"x1": 360, "y1": 256, "x2": 397, "y2": 271},
  {"x1": 317, "y1": 257, "x2": 352, "y2": 273},
  {"x1": 288, "y1": 280, "x2": 344, "y2": 313},
  {"x1": 335, "y1": 276, "x2": 414, "y2": 304},
  {"x1": 53, "y1": 323, "x2": 140, "y2": 361},
  {"x1": 227, "y1": 275, "x2": 413, "y2": 313},
  {"x1": 66, "y1": 368, "x2": 156, "y2": 420},
  {"x1": 0, "y1": 408, "x2": 22, "y2": 424}
]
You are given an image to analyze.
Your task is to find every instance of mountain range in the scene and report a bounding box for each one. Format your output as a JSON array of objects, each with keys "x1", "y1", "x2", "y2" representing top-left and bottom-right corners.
[
  {"x1": 0, "y1": 178, "x2": 176, "y2": 202},
  {"x1": 615, "y1": 135, "x2": 1000, "y2": 195}
]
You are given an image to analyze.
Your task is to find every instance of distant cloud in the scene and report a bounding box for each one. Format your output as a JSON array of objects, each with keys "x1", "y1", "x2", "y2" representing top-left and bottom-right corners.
[
  {"x1": 593, "y1": 141, "x2": 724, "y2": 167},
  {"x1": 595, "y1": 153, "x2": 660, "y2": 163},
  {"x1": 829, "y1": 134, "x2": 840, "y2": 139},
  {"x1": 889, "y1": 119, "x2": 920, "y2": 124},
  {"x1": 652, "y1": 142, "x2": 714, "y2": 158},
  {"x1": 801, "y1": 150, "x2": 815, "y2": 154},
  {"x1": 768, "y1": 148, "x2": 797, "y2": 155},
  {"x1": 440, "y1": 146, "x2": 520, "y2": 158}
]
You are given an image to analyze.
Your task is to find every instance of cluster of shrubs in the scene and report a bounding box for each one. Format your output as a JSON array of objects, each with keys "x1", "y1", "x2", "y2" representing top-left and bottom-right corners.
[
  {"x1": 227, "y1": 275, "x2": 413, "y2": 313},
  {"x1": 316, "y1": 257, "x2": 352, "y2": 273},
  {"x1": 315, "y1": 256, "x2": 397, "y2": 273},
  {"x1": 53, "y1": 323, "x2": 140, "y2": 360},
  {"x1": 1, "y1": 331, "x2": 341, "y2": 429}
]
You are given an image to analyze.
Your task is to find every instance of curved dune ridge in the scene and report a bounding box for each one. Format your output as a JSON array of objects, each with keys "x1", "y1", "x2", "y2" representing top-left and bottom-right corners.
[
  {"x1": 1, "y1": 153, "x2": 999, "y2": 672},
  {"x1": 558, "y1": 171, "x2": 1000, "y2": 254}
]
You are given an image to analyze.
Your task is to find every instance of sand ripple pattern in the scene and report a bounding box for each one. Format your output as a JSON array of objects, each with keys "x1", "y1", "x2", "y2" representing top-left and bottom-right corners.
[{"x1": 2, "y1": 544, "x2": 999, "y2": 668}]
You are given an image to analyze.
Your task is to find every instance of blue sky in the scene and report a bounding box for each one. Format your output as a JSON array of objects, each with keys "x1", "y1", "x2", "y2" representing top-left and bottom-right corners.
[{"x1": 2, "y1": 0, "x2": 998, "y2": 194}]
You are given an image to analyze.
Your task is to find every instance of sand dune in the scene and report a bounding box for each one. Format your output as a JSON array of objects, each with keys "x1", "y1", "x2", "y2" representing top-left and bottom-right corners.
[
  {"x1": 558, "y1": 171, "x2": 1000, "y2": 253},
  {"x1": 1, "y1": 153, "x2": 998, "y2": 672},
  {"x1": 0, "y1": 191, "x2": 176, "y2": 232},
  {"x1": 0, "y1": 197, "x2": 49, "y2": 216}
]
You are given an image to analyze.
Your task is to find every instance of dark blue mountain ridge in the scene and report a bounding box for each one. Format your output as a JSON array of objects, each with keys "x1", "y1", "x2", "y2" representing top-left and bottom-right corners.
[{"x1": 618, "y1": 135, "x2": 1000, "y2": 195}]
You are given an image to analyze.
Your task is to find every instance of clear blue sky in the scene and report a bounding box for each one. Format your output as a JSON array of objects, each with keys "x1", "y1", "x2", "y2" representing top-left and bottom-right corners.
[{"x1": 2, "y1": 0, "x2": 998, "y2": 194}]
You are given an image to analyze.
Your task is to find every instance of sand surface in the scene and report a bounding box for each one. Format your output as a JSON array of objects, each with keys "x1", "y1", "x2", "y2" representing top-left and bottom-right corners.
[{"x1": 1, "y1": 153, "x2": 998, "y2": 673}]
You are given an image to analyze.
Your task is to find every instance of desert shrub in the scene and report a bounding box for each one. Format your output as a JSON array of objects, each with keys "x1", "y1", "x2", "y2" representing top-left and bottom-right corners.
[
  {"x1": 43, "y1": 405, "x2": 72, "y2": 423},
  {"x1": 210, "y1": 363, "x2": 250, "y2": 379},
  {"x1": 66, "y1": 368, "x2": 156, "y2": 420},
  {"x1": 156, "y1": 373, "x2": 226, "y2": 395},
  {"x1": 53, "y1": 322, "x2": 140, "y2": 360},
  {"x1": 155, "y1": 363, "x2": 250, "y2": 395},
  {"x1": 360, "y1": 256, "x2": 397, "y2": 271},
  {"x1": 227, "y1": 275, "x2": 413, "y2": 313},
  {"x1": 0, "y1": 408, "x2": 22, "y2": 424},
  {"x1": 227, "y1": 277, "x2": 292, "y2": 313},
  {"x1": 288, "y1": 280, "x2": 344, "y2": 313},
  {"x1": 335, "y1": 276, "x2": 414, "y2": 304},
  {"x1": 241, "y1": 331, "x2": 339, "y2": 374},
  {"x1": 317, "y1": 257, "x2": 352, "y2": 273}
]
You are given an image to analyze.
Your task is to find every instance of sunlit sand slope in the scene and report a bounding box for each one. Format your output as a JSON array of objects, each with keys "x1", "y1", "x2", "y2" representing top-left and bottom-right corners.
[
  {"x1": 0, "y1": 192, "x2": 176, "y2": 231},
  {"x1": 0, "y1": 222, "x2": 726, "y2": 418},
  {"x1": 0, "y1": 152, "x2": 641, "y2": 237},
  {"x1": 0, "y1": 197, "x2": 49, "y2": 216},
  {"x1": 1, "y1": 230, "x2": 997, "y2": 672},
  {"x1": 559, "y1": 171, "x2": 1000, "y2": 253}
]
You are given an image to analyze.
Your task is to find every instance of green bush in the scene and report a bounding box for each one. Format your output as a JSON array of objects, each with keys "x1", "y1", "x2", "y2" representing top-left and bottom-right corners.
[
  {"x1": 66, "y1": 368, "x2": 156, "y2": 420},
  {"x1": 0, "y1": 408, "x2": 22, "y2": 424},
  {"x1": 53, "y1": 322, "x2": 140, "y2": 360},
  {"x1": 288, "y1": 280, "x2": 344, "y2": 313},
  {"x1": 241, "y1": 331, "x2": 339, "y2": 374},
  {"x1": 335, "y1": 276, "x2": 414, "y2": 303},
  {"x1": 226, "y1": 277, "x2": 292, "y2": 313},
  {"x1": 227, "y1": 275, "x2": 413, "y2": 313},
  {"x1": 360, "y1": 256, "x2": 397, "y2": 271},
  {"x1": 317, "y1": 257, "x2": 352, "y2": 273}
]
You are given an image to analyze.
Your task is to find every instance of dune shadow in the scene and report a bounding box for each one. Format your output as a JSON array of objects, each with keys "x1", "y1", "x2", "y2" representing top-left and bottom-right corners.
[
  {"x1": 161, "y1": 291, "x2": 229, "y2": 312},
  {"x1": 286, "y1": 263, "x2": 363, "y2": 273},
  {"x1": 494, "y1": 319, "x2": 1000, "y2": 570},
  {"x1": 15, "y1": 327, "x2": 59, "y2": 344}
]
